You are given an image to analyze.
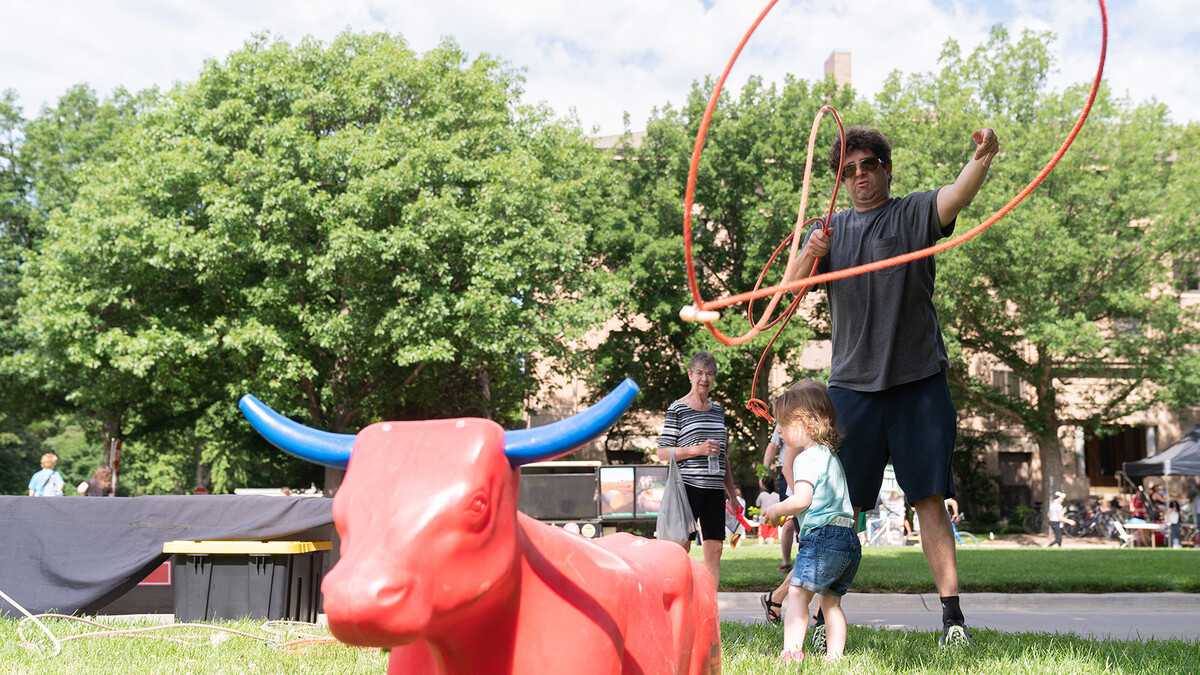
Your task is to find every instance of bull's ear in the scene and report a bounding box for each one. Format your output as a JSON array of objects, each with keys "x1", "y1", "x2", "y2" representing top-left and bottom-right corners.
[
  {"x1": 503, "y1": 378, "x2": 639, "y2": 468},
  {"x1": 238, "y1": 394, "x2": 355, "y2": 469}
]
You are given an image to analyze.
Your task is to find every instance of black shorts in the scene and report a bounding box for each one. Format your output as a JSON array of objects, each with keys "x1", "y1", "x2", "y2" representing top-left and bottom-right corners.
[
  {"x1": 684, "y1": 483, "x2": 729, "y2": 543},
  {"x1": 828, "y1": 370, "x2": 957, "y2": 509}
]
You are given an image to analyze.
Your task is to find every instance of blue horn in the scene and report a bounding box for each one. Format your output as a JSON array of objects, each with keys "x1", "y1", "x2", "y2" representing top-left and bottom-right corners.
[
  {"x1": 503, "y1": 378, "x2": 639, "y2": 468},
  {"x1": 239, "y1": 378, "x2": 639, "y2": 470},
  {"x1": 239, "y1": 394, "x2": 356, "y2": 469}
]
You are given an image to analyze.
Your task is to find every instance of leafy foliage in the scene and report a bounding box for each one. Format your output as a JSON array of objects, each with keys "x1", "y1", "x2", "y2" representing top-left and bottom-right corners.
[
  {"x1": 916, "y1": 29, "x2": 1200, "y2": 500},
  {"x1": 596, "y1": 26, "x2": 1200, "y2": 510},
  {"x1": 10, "y1": 32, "x2": 620, "y2": 492},
  {"x1": 592, "y1": 74, "x2": 854, "y2": 488},
  {"x1": 2, "y1": 24, "x2": 1197, "y2": 503}
]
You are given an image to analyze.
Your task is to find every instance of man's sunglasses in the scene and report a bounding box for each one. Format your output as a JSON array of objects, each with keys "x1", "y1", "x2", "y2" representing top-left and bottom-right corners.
[{"x1": 839, "y1": 157, "x2": 886, "y2": 178}]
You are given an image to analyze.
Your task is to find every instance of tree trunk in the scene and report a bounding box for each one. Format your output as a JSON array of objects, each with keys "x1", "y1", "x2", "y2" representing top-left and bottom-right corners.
[
  {"x1": 195, "y1": 463, "x2": 211, "y2": 493},
  {"x1": 101, "y1": 416, "x2": 122, "y2": 495},
  {"x1": 1037, "y1": 434, "x2": 1064, "y2": 530},
  {"x1": 101, "y1": 417, "x2": 122, "y2": 466},
  {"x1": 324, "y1": 466, "x2": 345, "y2": 498},
  {"x1": 478, "y1": 364, "x2": 492, "y2": 420}
]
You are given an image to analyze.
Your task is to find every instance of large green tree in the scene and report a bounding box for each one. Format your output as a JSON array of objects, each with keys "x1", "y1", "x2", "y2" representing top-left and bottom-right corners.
[
  {"x1": 598, "y1": 26, "x2": 1200, "y2": 512},
  {"x1": 0, "y1": 90, "x2": 32, "y2": 382},
  {"x1": 0, "y1": 89, "x2": 36, "y2": 491},
  {"x1": 0, "y1": 90, "x2": 32, "y2": 352},
  {"x1": 12, "y1": 32, "x2": 621, "y2": 492},
  {"x1": 592, "y1": 74, "x2": 854, "y2": 487},
  {"x1": 878, "y1": 28, "x2": 1200, "y2": 504},
  {"x1": 0, "y1": 85, "x2": 153, "y2": 494}
]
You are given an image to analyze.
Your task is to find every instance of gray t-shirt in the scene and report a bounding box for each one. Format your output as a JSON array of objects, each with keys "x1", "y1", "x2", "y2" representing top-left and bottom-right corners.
[{"x1": 808, "y1": 188, "x2": 954, "y2": 391}]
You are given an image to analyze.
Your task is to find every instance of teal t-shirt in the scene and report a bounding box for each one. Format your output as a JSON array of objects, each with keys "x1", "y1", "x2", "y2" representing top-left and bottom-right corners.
[
  {"x1": 28, "y1": 468, "x2": 64, "y2": 497},
  {"x1": 791, "y1": 444, "x2": 854, "y2": 537}
]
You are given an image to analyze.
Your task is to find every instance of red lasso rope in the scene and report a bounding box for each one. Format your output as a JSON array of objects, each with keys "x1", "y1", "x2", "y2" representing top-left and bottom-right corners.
[{"x1": 681, "y1": 0, "x2": 1109, "y2": 421}]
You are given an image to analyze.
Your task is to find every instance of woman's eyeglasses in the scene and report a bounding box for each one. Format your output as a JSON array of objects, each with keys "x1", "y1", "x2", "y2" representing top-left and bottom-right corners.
[{"x1": 840, "y1": 157, "x2": 885, "y2": 178}]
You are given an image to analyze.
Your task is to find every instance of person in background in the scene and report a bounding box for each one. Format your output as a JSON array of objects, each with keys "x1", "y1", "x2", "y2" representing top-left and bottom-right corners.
[
  {"x1": 28, "y1": 453, "x2": 65, "y2": 497},
  {"x1": 78, "y1": 465, "x2": 115, "y2": 497},
  {"x1": 1149, "y1": 484, "x2": 1168, "y2": 521},
  {"x1": 726, "y1": 488, "x2": 748, "y2": 548},
  {"x1": 1045, "y1": 491, "x2": 1075, "y2": 548},
  {"x1": 761, "y1": 426, "x2": 799, "y2": 572},
  {"x1": 756, "y1": 478, "x2": 782, "y2": 544},
  {"x1": 1165, "y1": 498, "x2": 1181, "y2": 549},
  {"x1": 1128, "y1": 489, "x2": 1152, "y2": 547},
  {"x1": 656, "y1": 350, "x2": 740, "y2": 587}
]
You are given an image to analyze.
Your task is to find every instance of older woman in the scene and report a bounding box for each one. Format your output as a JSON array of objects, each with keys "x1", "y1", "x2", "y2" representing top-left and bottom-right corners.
[{"x1": 657, "y1": 350, "x2": 740, "y2": 587}]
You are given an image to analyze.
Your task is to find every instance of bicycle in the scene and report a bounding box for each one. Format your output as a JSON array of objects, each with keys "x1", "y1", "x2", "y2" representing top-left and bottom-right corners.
[
  {"x1": 1022, "y1": 501, "x2": 1044, "y2": 534},
  {"x1": 1063, "y1": 500, "x2": 1120, "y2": 539},
  {"x1": 862, "y1": 505, "x2": 906, "y2": 547},
  {"x1": 951, "y1": 515, "x2": 979, "y2": 545},
  {"x1": 905, "y1": 514, "x2": 979, "y2": 546},
  {"x1": 1023, "y1": 499, "x2": 1083, "y2": 535}
]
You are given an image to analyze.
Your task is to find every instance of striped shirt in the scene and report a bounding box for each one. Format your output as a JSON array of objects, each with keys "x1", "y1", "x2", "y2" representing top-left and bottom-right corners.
[{"x1": 658, "y1": 399, "x2": 728, "y2": 490}]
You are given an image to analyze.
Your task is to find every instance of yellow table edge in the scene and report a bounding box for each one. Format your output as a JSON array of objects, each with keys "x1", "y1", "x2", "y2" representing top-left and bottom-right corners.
[{"x1": 163, "y1": 540, "x2": 333, "y2": 554}]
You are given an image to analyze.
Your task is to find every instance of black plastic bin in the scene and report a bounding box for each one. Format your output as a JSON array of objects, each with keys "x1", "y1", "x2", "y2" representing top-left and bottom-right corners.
[{"x1": 163, "y1": 540, "x2": 332, "y2": 623}]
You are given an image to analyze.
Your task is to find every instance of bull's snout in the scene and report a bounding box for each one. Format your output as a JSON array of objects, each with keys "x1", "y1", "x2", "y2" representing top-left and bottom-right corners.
[{"x1": 323, "y1": 563, "x2": 431, "y2": 647}]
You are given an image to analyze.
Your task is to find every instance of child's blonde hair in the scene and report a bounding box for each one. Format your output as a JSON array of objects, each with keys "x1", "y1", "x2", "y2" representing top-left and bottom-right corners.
[
  {"x1": 40, "y1": 453, "x2": 58, "y2": 469},
  {"x1": 772, "y1": 380, "x2": 839, "y2": 450}
]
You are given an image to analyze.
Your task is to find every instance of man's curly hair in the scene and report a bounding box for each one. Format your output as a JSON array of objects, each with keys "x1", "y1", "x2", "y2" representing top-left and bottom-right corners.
[{"x1": 827, "y1": 126, "x2": 892, "y2": 176}]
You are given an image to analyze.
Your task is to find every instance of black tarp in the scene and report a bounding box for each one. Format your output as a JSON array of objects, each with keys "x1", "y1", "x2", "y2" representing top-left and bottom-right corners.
[
  {"x1": 0, "y1": 494, "x2": 333, "y2": 616},
  {"x1": 1122, "y1": 424, "x2": 1200, "y2": 477}
]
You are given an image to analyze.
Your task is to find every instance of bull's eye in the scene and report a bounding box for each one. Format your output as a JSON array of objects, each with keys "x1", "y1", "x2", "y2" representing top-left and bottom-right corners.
[{"x1": 465, "y1": 492, "x2": 490, "y2": 531}]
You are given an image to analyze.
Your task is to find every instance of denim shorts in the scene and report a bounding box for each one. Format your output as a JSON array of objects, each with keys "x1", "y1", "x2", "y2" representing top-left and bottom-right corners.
[{"x1": 790, "y1": 524, "x2": 862, "y2": 596}]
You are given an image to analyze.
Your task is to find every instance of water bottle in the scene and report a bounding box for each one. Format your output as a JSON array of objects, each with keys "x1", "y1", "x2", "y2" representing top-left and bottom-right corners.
[{"x1": 707, "y1": 442, "x2": 721, "y2": 474}]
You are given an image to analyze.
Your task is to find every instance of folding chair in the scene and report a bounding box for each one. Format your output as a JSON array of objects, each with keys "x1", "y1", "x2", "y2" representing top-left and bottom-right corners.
[{"x1": 1111, "y1": 519, "x2": 1135, "y2": 549}]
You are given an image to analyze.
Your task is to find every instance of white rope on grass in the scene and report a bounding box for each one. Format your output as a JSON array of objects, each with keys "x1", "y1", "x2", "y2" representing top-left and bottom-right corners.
[
  {"x1": 2, "y1": 589, "x2": 344, "y2": 658},
  {"x1": 0, "y1": 587, "x2": 63, "y2": 657},
  {"x1": 9, "y1": 608, "x2": 344, "y2": 657}
]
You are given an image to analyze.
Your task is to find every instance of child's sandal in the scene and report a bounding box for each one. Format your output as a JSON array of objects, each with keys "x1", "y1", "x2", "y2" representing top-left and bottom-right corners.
[
  {"x1": 760, "y1": 593, "x2": 783, "y2": 625},
  {"x1": 779, "y1": 649, "x2": 803, "y2": 663}
]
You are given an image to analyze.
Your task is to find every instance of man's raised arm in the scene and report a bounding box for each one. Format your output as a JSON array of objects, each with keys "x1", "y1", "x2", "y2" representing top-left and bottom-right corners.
[{"x1": 937, "y1": 128, "x2": 1000, "y2": 227}]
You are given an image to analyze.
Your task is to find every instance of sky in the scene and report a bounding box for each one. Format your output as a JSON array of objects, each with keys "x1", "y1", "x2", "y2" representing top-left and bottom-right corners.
[{"x1": 1, "y1": 0, "x2": 1197, "y2": 136}]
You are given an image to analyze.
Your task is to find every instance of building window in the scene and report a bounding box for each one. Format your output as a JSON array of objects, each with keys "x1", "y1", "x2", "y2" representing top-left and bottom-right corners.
[
  {"x1": 1174, "y1": 256, "x2": 1200, "y2": 292},
  {"x1": 992, "y1": 368, "x2": 1023, "y2": 399},
  {"x1": 998, "y1": 451, "x2": 1033, "y2": 510},
  {"x1": 1114, "y1": 317, "x2": 1141, "y2": 336},
  {"x1": 1084, "y1": 426, "x2": 1147, "y2": 488}
]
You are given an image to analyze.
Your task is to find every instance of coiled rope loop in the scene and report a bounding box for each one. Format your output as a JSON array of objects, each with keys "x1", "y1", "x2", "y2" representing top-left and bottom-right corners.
[{"x1": 680, "y1": 0, "x2": 1108, "y2": 421}]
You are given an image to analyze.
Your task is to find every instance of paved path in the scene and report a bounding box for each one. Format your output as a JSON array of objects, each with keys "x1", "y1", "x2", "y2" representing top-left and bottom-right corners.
[
  {"x1": 103, "y1": 593, "x2": 1200, "y2": 642},
  {"x1": 719, "y1": 592, "x2": 1200, "y2": 640}
]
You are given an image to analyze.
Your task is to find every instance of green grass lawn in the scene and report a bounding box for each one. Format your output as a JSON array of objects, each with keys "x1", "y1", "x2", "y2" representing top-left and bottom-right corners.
[
  {"x1": 714, "y1": 544, "x2": 1200, "y2": 593},
  {"x1": 720, "y1": 622, "x2": 1200, "y2": 674},
  {"x1": 4, "y1": 615, "x2": 1194, "y2": 675},
  {"x1": 0, "y1": 616, "x2": 388, "y2": 674},
  {"x1": 3, "y1": 544, "x2": 1196, "y2": 673}
]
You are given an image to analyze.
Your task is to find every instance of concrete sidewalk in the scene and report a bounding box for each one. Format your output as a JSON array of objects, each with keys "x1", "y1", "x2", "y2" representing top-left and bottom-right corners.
[
  {"x1": 99, "y1": 592, "x2": 1200, "y2": 641},
  {"x1": 719, "y1": 592, "x2": 1200, "y2": 640}
]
